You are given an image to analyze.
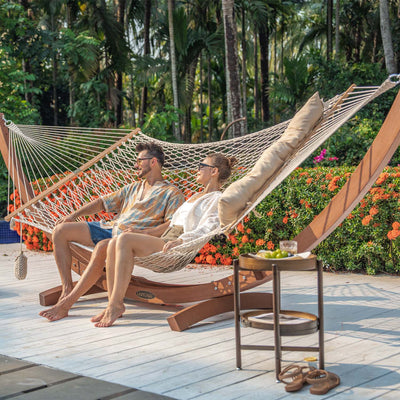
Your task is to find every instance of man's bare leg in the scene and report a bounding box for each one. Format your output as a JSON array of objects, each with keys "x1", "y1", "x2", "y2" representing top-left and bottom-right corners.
[
  {"x1": 39, "y1": 239, "x2": 110, "y2": 321},
  {"x1": 95, "y1": 232, "x2": 165, "y2": 327},
  {"x1": 51, "y1": 222, "x2": 95, "y2": 300}
]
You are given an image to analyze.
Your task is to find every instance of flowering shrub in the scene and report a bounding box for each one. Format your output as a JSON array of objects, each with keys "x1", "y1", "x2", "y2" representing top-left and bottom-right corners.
[
  {"x1": 194, "y1": 166, "x2": 400, "y2": 275},
  {"x1": 9, "y1": 166, "x2": 400, "y2": 274}
]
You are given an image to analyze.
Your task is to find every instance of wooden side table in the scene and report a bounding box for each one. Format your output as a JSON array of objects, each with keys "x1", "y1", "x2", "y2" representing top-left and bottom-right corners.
[{"x1": 234, "y1": 254, "x2": 324, "y2": 380}]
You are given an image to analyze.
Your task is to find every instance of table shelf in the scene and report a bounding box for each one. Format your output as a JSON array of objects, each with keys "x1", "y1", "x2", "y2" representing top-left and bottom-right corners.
[{"x1": 234, "y1": 254, "x2": 324, "y2": 380}]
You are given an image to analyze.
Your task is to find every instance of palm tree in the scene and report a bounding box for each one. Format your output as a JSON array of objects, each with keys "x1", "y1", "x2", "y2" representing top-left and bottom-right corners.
[
  {"x1": 221, "y1": 0, "x2": 243, "y2": 137},
  {"x1": 168, "y1": 0, "x2": 181, "y2": 140},
  {"x1": 379, "y1": 0, "x2": 397, "y2": 74}
]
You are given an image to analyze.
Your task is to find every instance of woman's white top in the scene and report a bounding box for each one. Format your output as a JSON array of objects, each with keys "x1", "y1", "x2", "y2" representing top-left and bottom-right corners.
[{"x1": 170, "y1": 191, "x2": 221, "y2": 244}]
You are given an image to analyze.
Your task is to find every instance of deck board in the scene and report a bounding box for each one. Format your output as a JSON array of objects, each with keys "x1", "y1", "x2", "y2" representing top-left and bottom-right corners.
[{"x1": 1, "y1": 243, "x2": 400, "y2": 399}]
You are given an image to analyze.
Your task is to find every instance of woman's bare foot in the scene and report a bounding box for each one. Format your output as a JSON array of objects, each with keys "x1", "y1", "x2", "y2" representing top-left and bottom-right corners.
[
  {"x1": 91, "y1": 309, "x2": 124, "y2": 323},
  {"x1": 90, "y1": 310, "x2": 106, "y2": 323},
  {"x1": 94, "y1": 305, "x2": 125, "y2": 327},
  {"x1": 39, "y1": 302, "x2": 69, "y2": 321}
]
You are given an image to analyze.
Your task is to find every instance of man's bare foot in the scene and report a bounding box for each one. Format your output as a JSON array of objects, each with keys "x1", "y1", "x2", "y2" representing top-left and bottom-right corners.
[
  {"x1": 58, "y1": 284, "x2": 73, "y2": 303},
  {"x1": 39, "y1": 303, "x2": 69, "y2": 321},
  {"x1": 94, "y1": 305, "x2": 125, "y2": 327}
]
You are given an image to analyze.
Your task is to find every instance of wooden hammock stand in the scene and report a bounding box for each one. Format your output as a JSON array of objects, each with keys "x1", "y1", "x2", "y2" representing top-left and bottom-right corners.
[{"x1": 1, "y1": 87, "x2": 400, "y2": 332}]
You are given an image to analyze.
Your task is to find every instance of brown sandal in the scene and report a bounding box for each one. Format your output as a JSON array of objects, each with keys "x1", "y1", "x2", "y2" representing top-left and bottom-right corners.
[
  {"x1": 278, "y1": 365, "x2": 316, "y2": 392},
  {"x1": 305, "y1": 369, "x2": 340, "y2": 395}
]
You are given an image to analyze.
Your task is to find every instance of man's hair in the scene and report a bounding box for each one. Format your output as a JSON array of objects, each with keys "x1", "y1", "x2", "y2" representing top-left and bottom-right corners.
[{"x1": 136, "y1": 142, "x2": 165, "y2": 167}]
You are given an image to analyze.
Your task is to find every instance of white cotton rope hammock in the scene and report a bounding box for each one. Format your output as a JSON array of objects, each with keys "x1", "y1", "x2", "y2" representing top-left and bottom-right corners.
[{"x1": 3, "y1": 76, "x2": 400, "y2": 275}]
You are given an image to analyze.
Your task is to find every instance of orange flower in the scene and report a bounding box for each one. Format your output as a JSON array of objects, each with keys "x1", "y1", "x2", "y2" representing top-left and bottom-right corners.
[
  {"x1": 267, "y1": 241, "x2": 275, "y2": 250},
  {"x1": 233, "y1": 247, "x2": 240, "y2": 256},
  {"x1": 256, "y1": 239, "x2": 266, "y2": 247},
  {"x1": 241, "y1": 235, "x2": 249, "y2": 244},
  {"x1": 369, "y1": 206, "x2": 379, "y2": 216},
  {"x1": 206, "y1": 255, "x2": 216, "y2": 265},
  {"x1": 267, "y1": 210, "x2": 273, "y2": 216},
  {"x1": 221, "y1": 256, "x2": 232, "y2": 265},
  {"x1": 362, "y1": 215, "x2": 373, "y2": 226},
  {"x1": 387, "y1": 230, "x2": 400, "y2": 240},
  {"x1": 246, "y1": 228, "x2": 252, "y2": 234},
  {"x1": 376, "y1": 172, "x2": 389, "y2": 185},
  {"x1": 282, "y1": 216, "x2": 288, "y2": 224},
  {"x1": 306, "y1": 178, "x2": 313, "y2": 185},
  {"x1": 392, "y1": 222, "x2": 400, "y2": 230},
  {"x1": 244, "y1": 216, "x2": 250, "y2": 223},
  {"x1": 229, "y1": 234, "x2": 238, "y2": 245},
  {"x1": 237, "y1": 223, "x2": 245, "y2": 233}
]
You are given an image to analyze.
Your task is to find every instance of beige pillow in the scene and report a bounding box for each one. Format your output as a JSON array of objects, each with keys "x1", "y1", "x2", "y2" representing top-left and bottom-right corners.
[{"x1": 219, "y1": 92, "x2": 324, "y2": 229}]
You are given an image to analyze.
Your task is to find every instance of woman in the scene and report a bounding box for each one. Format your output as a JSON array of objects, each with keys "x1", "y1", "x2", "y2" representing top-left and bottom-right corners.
[{"x1": 93, "y1": 152, "x2": 237, "y2": 327}]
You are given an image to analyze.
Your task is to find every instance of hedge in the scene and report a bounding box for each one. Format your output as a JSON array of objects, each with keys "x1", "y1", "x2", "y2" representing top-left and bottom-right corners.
[{"x1": 10, "y1": 166, "x2": 400, "y2": 275}]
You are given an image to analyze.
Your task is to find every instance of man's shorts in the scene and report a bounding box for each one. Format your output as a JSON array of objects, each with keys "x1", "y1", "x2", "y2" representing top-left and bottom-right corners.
[{"x1": 87, "y1": 221, "x2": 112, "y2": 245}]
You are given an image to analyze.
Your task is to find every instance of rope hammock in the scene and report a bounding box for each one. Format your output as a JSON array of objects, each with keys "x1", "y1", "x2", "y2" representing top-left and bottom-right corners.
[{"x1": 2, "y1": 76, "x2": 400, "y2": 275}]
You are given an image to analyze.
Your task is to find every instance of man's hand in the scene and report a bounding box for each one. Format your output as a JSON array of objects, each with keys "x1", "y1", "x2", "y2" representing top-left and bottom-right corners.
[
  {"x1": 55, "y1": 215, "x2": 76, "y2": 226},
  {"x1": 162, "y1": 238, "x2": 183, "y2": 253}
]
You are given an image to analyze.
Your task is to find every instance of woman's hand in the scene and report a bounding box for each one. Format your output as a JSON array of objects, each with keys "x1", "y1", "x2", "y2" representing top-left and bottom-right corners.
[{"x1": 162, "y1": 238, "x2": 183, "y2": 253}]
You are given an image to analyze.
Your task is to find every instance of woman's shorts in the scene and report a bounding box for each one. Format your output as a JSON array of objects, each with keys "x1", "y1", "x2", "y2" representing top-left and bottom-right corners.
[
  {"x1": 161, "y1": 225, "x2": 184, "y2": 243},
  {"x1": 87, "y1": 221, "x2": 112, "y2": 245}
]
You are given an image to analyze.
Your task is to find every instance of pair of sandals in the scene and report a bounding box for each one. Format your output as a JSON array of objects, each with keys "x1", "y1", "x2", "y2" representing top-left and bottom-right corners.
[{"x1": 278, "y1": 365, "x2": 340, "y2": 395}]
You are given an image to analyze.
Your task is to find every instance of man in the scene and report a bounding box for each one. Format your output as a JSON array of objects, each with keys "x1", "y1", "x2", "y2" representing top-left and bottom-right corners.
[{"x1": 42, "y1": 142, "x2": 184, "y2": 310}]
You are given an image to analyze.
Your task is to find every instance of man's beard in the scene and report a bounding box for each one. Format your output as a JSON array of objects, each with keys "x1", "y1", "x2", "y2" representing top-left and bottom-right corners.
[{"x1": 138, "y1": 164, "x2": 151, "y2": 178}]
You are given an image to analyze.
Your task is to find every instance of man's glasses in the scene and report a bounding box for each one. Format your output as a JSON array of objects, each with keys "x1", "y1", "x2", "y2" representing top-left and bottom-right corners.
[
  {"x1": 136, "y1": 157, "x2": 153, "y2": 165},
  {"x1": 198, "y1": 162, "x2": 216, "y2": 170}
]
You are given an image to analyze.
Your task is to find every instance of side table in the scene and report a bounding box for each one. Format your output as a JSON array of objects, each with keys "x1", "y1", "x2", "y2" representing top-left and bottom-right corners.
[{"x1": 234, "y1": 254, "x2": 324, "y2": 380}]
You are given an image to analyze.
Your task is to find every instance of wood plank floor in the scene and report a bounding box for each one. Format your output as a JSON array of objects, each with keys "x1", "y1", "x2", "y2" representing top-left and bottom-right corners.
[{"x1": 1, "y1": 243, "x2": 400, "y2": 399}]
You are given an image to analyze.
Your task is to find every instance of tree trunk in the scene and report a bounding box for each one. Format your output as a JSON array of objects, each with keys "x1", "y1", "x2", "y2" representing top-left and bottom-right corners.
[
  {"x1": 115, "y1": 0, "x2": 126, "y2": 127},
  {"x1": 168, "y1": 0, "x2": 180, "y2": 140},
  {"x1": 380, "y1": 0, "x2": 397, "y2": 74},
  {"x1": 140, "y1": 0, "x2": 151, "y2": 125},
  {"x1": 222, "y1": 0, "x2": 243, "y2": 138},
  {"x1": 241, "y1": 6, "x2": 247, "y2": 134},
  {"x1": 207, "y1": 53, "x2": 213, "y2": 142},
  {"x1": 335, "y1": 0, "x2": 340, "y2": 60},
  {"x1": 259, "y1": 23, "x2": 269, "y2": 124},
  {"x1": 182, "y1": 58, "x2": 198, "y2": 143},
  {"x1": 254, "y1": 26, "x2": 260, "y2": 122},
  {"x1": 327, "y1": 0, "x2": 333, "y2": 61}
]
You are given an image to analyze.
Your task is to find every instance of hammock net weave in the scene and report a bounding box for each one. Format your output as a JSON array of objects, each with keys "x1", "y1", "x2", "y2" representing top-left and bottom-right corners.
[{"x1": 3, "y1": 78, "x2": 398, "y2": 272}]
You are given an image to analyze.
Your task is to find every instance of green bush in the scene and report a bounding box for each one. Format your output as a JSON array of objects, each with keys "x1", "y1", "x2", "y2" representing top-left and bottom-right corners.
[{"x1": 211, "y1": 166, "x2": 400, "y2": 275}]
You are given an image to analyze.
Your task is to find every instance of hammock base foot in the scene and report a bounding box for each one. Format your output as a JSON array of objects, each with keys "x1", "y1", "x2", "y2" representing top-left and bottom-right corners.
[
  {"x1": 39, "y1": 282, "x2": 106, "y2": 306},
  {"x1": 167, "y1": 292, "x2": 273, "y2": 332}
]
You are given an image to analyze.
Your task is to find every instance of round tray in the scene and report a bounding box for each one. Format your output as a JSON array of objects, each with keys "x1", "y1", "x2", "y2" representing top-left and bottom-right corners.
[
  {"x1": 240, "y1": 309, "x2": 319, "y2": 336},
  {"x1": 238, "y1": 253, "x2": 317, "y2": 271}
]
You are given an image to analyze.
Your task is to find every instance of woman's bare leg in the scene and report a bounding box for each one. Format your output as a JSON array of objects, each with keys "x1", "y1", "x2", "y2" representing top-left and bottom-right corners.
[
  {"x1": 91, "y1": 237, "x2": 118, "y2": 323},
  {"x1": 39, "y1": 239, "x2": 110, "y2": 321},
  {"x1": 95, "y1": 232, "x2": 165, "y2": 327}
]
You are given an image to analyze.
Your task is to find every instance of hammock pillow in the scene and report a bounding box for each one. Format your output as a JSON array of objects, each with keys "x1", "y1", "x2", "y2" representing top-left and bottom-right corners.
[{"x1": 219, "y1": 91, "x2": 324, "y2": 229}]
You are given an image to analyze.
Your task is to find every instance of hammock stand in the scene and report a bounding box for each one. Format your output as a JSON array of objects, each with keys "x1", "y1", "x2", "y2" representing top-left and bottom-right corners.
[{"x1": 1, "y1": 76, "x2": 400, "y2": 331}]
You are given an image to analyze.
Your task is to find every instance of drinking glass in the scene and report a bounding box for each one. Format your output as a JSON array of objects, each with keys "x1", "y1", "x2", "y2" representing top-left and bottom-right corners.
[{"x1": 279, "y1": 240, "x2": 298, "y2": 255}]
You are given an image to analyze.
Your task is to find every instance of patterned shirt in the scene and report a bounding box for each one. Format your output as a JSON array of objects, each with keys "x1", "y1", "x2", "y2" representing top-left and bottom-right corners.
[{"x1": 102, "y1": 180, "x2": 184, "y2": 236}]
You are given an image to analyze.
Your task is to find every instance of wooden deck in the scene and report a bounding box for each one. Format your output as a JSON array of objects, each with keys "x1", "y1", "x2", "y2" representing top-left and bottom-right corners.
[{"x1": 1, "y1": 243, "x2": 400, "y2": 399}]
